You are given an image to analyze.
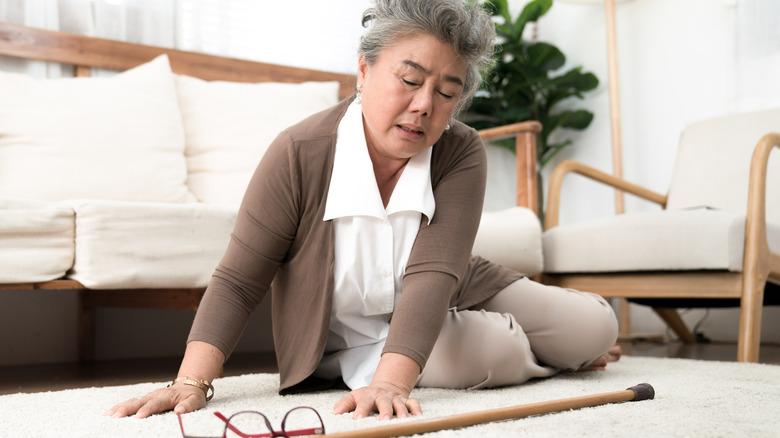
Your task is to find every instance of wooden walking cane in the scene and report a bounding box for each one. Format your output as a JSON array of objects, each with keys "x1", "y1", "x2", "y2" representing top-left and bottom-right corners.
[{"x1": 324, "y1": 383, "x2": 655, "y2": 438}]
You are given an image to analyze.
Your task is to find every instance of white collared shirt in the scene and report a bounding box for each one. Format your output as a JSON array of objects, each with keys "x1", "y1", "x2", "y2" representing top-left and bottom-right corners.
[{"x1": 318, "y1": 101, "x2": 435, "y2": 389}]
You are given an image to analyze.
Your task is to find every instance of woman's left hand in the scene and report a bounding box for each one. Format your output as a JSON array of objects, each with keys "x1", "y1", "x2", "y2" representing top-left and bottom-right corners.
[
  {"x1": 333, "y1": 380, "x2": 422, "y2": 420},
  {"x1": 332, "y1": 352, "x2": 423, "y2": 420}
]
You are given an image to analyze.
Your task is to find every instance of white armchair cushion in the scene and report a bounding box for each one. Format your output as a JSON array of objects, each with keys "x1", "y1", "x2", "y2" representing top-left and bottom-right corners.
[
  {"x1": 176, "y1": 76, "x2": 340, "y2": 204},
  {"x1": 0, "y1": 55, "x2": 195, "y2": 203},
  {"x1": 69, "y1": 200, "x2": 237, "y2": 289},
  {"x1": 0, "y1": 197, "x2": 75, "y2": 283},
  {"x1": 666, "y1": 108, "x2": 780, "y2": 223},
  {"x1": 473, "y1": 207, "x2": 543, "y2": 276},
  {"x1": 543, "y1": 208, "x2": 780, "y2": 273}
]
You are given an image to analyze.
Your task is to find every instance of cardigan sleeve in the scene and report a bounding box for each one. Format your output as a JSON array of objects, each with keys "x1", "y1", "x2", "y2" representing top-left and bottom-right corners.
[
  {"x1": 187, "y1": 131, "x2": 301, "y2": 359},
  {"x1": 382, "y1": 123, "x2": 488, "y2": 369}
]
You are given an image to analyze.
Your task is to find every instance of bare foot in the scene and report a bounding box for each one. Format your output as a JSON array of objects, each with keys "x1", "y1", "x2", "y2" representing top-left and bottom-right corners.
[
  {"x1": 582, "y1": 343, "x2": 622, "y2": 371},
  {"x1": 604, "y1": 343, "x2": 622, "y2": 362}
]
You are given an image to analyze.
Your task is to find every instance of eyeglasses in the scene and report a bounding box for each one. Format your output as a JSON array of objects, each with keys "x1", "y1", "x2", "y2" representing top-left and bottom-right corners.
[{"x1": 177, "y1": 406, "x2": 326, "y2": 438}]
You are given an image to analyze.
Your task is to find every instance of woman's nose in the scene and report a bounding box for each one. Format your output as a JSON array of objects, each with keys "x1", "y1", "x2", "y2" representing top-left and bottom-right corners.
[{"x1": 410, "y1": 89, "x2": 433, "y2": 117}]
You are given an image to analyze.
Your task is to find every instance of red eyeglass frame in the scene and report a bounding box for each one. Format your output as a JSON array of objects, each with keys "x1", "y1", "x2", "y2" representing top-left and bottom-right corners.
[{"x1": 177, "y1": 407, "x2": 325, "y2": 438}]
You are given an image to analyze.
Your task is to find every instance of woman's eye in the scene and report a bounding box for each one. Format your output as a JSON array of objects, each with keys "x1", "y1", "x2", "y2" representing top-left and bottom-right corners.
[
  {"x1": 402, "y1": 79, "x2": 420, "y2": 87},
  {"x1": 438, "y1": 91, "x2": 454, "y2": 100}
]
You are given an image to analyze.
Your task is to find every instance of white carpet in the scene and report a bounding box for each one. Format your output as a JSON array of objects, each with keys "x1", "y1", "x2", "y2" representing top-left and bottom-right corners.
[{"x1": 3, "y1": 356, "x2": 779, "y2": 437}]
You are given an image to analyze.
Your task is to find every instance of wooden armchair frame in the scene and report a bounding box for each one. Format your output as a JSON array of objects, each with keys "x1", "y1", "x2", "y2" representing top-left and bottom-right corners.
[
  {"x1": 0, "y1": 23, "x2": 541, "y2": 361},
  {"x1": 541, "y1": 133, "x2": 780, "y2": 362}
]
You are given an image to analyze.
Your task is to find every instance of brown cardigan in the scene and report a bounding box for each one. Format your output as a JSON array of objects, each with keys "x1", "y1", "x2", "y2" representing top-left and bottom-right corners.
[{"x1": 188, "y1": 98, "x2": 522, "y2": 393}]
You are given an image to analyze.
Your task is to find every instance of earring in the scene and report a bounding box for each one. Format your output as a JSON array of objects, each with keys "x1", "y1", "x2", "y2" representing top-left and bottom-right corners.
[
  {"x1": 355, "y1": 84, "x2": 362, "y2": 104},
  {"x1": 445, "y1": 124, "x2": 451, "y2": 130}
]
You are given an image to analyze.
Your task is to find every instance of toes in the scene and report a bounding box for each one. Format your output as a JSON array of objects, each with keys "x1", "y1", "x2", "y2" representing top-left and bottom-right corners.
[{"x1": 606, "y1": 343, "x2": 623, "y2": 362}]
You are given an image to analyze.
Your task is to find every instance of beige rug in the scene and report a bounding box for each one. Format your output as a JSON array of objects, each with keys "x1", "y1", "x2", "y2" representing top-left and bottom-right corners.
[{"x1": 3, "y1": 356, "x2": 779, "y2": 437}]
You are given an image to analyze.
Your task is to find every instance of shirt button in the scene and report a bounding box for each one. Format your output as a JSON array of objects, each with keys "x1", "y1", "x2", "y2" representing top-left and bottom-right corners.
[{"x1": 380, "y1": 269, "x2": 391, "y2": 278}]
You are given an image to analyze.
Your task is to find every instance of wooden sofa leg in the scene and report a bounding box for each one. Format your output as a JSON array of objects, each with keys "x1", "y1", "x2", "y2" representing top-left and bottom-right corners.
[
  {"x1": 78, "y1": 290, "x2": 96, "y2": 362},
  {"x1": 652, "y1": 308, "x2": 696, "y2": 344},
  {"x1": 618, "y1": 298, "x2": 632, "y2": 337}
]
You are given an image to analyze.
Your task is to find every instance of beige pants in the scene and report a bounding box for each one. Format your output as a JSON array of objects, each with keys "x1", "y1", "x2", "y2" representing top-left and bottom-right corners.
[{"x1": 417, "y1": 278, "x2": 618, "y2": 389}]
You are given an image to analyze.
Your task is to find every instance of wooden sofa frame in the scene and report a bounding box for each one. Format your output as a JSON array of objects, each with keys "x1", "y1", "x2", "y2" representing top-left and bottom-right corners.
[{"x1": 0, "y1": 22, "x2": 540, "y2": 362}]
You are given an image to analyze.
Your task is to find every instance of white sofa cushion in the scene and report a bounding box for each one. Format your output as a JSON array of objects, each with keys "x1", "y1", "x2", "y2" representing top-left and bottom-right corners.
[
  {"x1": 473, "y1": 207, "x2": 543, "y2": 276},
  {"x1": 543, "y1": 208, "x2": 780, "y2": 273},
  {"x1": 68, "y1": 200, "x2": 237, "y2": 289},
  {"x1": 0, "y1": 197, "x2": 75, "y2": 283},
  {"x1": 0, "y1": 55, "x2": 195, "y2": 203},
  {"x1": 176, "y1": 75, "x2": 340, "y2": 204},
  {"x1": 66, "y1": 202, "x2": 540, "y2": 289}
]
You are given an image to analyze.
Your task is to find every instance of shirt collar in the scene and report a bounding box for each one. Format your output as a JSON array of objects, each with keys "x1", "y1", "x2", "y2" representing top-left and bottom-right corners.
[{"x1": 323, "y1": 101, "x2": 435, "y2": 223}]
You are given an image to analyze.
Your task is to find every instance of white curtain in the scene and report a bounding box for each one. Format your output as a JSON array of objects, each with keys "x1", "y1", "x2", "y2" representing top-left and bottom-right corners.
[
  {"x1": 176, "y1": 0, "x2": 366, "y2": 74},
  {"x1": 0, "y1": 0, "x2": 175, "y2": 45},
  {"x1": 0, "y1": 0, "x2": 62, "y2": 75},
  {"x1": 0, "y1": 0, "x2": 176, "y2": 77},
  {"x1": 0, "y1": 0, "x2": 59, "y2": 30},
  {"x1": 0, "y1": 0, "x2": 368, "y2": 77},
  {"x1": 736, "y1": 0, "x2": 780, "y2": 112}
]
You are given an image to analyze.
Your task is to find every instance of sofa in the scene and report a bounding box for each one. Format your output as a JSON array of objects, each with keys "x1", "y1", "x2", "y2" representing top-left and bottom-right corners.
[{"x1": 0, "y1": 23, "x2": 544, "y2": 361}]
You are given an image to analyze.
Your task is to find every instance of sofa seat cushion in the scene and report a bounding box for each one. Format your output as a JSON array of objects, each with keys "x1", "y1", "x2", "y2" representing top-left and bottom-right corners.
[
  {"x1": 543, "y1": 208, "x2": 780, "y2": 273},
  {"x1": 176, "y1": 75, "x2": 340, "y2": 204},
  {"x1": 473, "y1": 207, "x2": 543, "y2": 276},
  {"x1": 68, "y1": 200, "x2": 237, "y2": 289},
  {"x1": 0, "y1": 55, "x2": 195, "y2": 203},
  {"x1": 67, "y1": 203, "x2": 542, "y2": 289},
  {"x1": 0, "y1": 197, "x2": 75, "y2": 283}
]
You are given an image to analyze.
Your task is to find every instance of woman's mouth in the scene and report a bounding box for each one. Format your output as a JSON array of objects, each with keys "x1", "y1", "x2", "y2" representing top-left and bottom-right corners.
[{"x1": 397, "y1": 125, "x2": 424, "y2": 138}]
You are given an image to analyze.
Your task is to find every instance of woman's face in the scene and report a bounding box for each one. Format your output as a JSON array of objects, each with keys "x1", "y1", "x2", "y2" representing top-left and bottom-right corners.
[{"x1": 357, "y1": 33, "x2": 467, "y2": 163}]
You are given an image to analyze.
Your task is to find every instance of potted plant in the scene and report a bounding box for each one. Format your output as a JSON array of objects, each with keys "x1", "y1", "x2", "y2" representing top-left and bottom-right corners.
[{"x1": 461, "y1": 0, "x2": 599, "y2": 169}]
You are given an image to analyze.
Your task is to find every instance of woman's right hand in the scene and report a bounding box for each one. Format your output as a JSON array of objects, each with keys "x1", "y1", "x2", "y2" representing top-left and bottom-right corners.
[
  {"x1": 104, "y1": 342, "x2": 224, "y2": 418},
  {"x1": 103, "y1": 383, "x2": 207, "y2": 419}
]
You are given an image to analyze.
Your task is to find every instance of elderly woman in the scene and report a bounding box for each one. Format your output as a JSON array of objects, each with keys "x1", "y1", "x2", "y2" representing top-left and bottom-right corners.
[{"x1": 106, "y1": 0, "x2": 619, "y2": 421}]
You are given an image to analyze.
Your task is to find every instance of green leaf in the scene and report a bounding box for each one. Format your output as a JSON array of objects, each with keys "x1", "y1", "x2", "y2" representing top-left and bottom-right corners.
[
  {"x1": 558, "y1": 109, "x2": 594, "y2": 130},
  {"x1": 526, "y1": 42, "x2": 565, "y2": 72},
  {"x1": 512, "y1": 0, "x2": 552, "y2": 42},
  {"x1": 516, "y1": 0, "x2": 553, "y2": 26},
  {"x1": 549, "y1": 68, "x2": 599, "y2": 93},
  {"x1": 544, "y1": 69, "x2": 598, "y2": 108}
]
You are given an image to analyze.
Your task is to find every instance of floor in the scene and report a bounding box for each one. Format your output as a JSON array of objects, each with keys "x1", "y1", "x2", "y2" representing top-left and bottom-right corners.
[
  {"x1": 1, "y1": 341, "x2": 779, "y2": 396},
  {"x1": 0, "y1": 351, "x2": 278, "y2": 396}
]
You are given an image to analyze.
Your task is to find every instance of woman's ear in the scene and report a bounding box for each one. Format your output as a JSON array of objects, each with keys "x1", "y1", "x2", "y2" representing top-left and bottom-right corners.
[{"x1": 357, "y1": 54, "x2": 369, "y2": 85}]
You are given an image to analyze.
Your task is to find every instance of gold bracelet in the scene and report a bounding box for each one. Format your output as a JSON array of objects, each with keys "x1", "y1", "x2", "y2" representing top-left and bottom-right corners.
[{"x1": 169, "y1": 376, "x2": 214, "y2": 401}]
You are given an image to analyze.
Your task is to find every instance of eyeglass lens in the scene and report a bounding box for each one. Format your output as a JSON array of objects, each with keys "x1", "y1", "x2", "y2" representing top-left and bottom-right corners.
[{"x1": 280, "y1": 407, "x2": 325, "y2": 436}]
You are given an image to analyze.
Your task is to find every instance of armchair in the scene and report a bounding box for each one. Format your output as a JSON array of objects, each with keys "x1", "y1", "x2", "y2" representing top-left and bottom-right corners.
[{"x1": 540, "y1": 108, "x2": 780, "y2": 362}]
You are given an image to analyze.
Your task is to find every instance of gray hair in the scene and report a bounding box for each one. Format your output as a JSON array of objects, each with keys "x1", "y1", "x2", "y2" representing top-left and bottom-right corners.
[{"x1": 359, "y1": 0, "x2": 496, "y2": 116}]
